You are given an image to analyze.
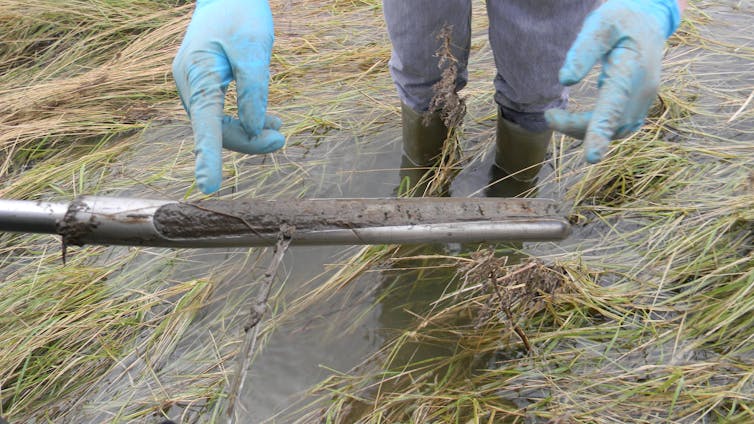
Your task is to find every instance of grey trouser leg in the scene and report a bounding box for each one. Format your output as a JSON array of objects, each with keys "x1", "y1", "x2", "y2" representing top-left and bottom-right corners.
[
  {"x1": 383, "y1": 0, "x2": 598, "y2": 131},
  {"x1": 487, "y1": 0, "x2": 599, "y2": 131},
  {"x1": 383, "y1": 0, "x2": 472, "y2": 113}
]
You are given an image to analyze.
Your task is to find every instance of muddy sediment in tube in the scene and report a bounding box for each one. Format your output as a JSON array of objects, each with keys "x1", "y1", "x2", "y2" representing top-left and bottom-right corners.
[{"x1": 152, "y1": 198, "x2": 564, "y2": 238}]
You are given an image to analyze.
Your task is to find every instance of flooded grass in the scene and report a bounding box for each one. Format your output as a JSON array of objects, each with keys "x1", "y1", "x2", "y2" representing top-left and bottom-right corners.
[{"x1": 1, "y1": 0, "x2": 752, "y2": 423}]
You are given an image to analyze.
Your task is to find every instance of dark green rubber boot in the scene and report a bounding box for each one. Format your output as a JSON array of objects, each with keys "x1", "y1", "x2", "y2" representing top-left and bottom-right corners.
[
  {"x1": 396, "y1": 103, "x2": 449, "y2": 197},
  {"x1": 487, "y1": 107, "x2": 551, "y2": 198}
]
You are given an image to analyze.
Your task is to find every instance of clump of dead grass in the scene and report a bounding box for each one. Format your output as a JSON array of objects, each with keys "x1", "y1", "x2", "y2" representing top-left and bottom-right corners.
[
  {"x1": 0, "y1": 1, "x2": 190, "y2": 185},
  {"x1": 0, "y1": 248, "x2": 215, "y2": 421}
]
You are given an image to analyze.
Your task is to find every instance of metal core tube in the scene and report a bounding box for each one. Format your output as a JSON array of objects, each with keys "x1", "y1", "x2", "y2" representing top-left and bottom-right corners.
[
  {"x1": 0, "y1": 199, "x2": 69, "y2": 234},
  {"x1": 0, "y1": 196, "x2": 571, "y2": 247}
]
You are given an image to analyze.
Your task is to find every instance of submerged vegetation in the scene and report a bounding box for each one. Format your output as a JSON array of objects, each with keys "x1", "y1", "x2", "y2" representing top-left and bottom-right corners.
[{"x1": 0, "y1": 0, "x2": 752, "y2": 423}]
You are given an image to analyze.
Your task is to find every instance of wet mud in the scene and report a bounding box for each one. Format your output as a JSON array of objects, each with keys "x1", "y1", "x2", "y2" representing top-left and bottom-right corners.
[{"x1": 153, "y1": 198, "x2": 563, "y2": 238}]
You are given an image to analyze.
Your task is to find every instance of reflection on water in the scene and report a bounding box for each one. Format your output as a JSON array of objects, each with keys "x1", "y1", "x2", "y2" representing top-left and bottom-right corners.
[
  {"x1": 237, "y1": 119, "x2": 538, "y2": 421},
  {"x1": 336, "y1": 242, "x2": 525, "y2": 422},
  {"x1": 242, "y1": 129, "x2": 404, "y2": 421}
]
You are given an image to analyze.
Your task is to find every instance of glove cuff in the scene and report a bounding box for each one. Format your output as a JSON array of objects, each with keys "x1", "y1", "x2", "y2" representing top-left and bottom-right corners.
[{"x1": 651, "y1": 0, "x2": 682, "y2": 38}]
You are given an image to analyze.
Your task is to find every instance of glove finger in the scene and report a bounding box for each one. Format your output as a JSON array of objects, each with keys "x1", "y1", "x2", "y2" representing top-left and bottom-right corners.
[
  {"x1": 559, "y1": 8, "x2": 622, "y2": 86},
  {"x1": 263, "y1": 114, "x2": 283, "y2": 131},
  {"x1": 219, "y1": 114, "x2": 282, "y2": 155},
  {"x1": 583, "y1": 47, "x2": 639, "y2": 164},
  {"x1": 187, "y1": 59, "x2": 228, "y2": 194},
  {"x1": 614, "y1": 120, "x2": 644, "y2": 139},
  {"x1": 231, "y1": 42, "x2": 273, "y2": 137},
  {"x1": 172, "y1": 49, "x2": 192, "y2": 117},
  {"x1": 544, "y1": 109, "x2": 591, "y2": 140},
  {"x1": 222, "y1": 115, "x2": 286, "y2": 155}
]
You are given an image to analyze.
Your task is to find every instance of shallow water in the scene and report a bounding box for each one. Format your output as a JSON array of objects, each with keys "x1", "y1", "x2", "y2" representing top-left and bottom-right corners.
[
  {"x1": 239, "y1": 4, "x2": 754, "y2": 420},
  {"x1": 59, "y1": 1, "x2": 753, "y2": 421},
  {"x1": 243, "y1": 132, "x2": 402, "y2": 421},
  {"x1": 240, "y1": 126, "x2": 529, "y2": 421}
]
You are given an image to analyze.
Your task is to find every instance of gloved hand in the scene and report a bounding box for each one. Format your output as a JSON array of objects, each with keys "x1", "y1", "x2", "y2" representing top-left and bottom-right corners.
[
  {"x1": 545, "y1": 0, "x2": 681, "y2": 163},
  {"x1": 173, "y1": 0, "x2": 285, "y2": 194}
]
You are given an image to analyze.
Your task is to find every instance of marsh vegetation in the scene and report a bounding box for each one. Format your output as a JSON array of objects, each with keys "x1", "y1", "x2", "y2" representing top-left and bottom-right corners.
[{"x1": 0, "y1": 0, "x2": 752, "y2": 422}]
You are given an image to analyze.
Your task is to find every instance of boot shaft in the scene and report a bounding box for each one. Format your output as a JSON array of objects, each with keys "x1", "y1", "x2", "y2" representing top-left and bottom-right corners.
[
  {"x1": 493, "y1": 108, "x2": 552, "y2": 183},
  {"x1": 398, "y1": 103, "x2": 451, "y2": 197}
]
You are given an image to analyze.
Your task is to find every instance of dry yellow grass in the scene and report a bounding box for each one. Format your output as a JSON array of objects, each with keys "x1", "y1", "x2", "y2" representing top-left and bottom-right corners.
[{"x1": 0, "y1": 0, "x2": 752, "y2": 423}]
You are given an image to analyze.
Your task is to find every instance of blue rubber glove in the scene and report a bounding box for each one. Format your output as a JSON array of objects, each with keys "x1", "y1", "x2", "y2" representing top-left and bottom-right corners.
[
  {"x1": 173, "y1": 0, "x2": 285, "y2": 194},
  {"x1": 545, "y1": 0, "x2": 681, "y2": 164}
]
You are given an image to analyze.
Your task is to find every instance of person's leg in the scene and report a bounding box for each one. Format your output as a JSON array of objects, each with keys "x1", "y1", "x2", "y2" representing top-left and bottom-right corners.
[
  {"x1": 384, "y1": 0, "x2": 472, "y2": 113},
  {"x1": 486, "y1": 0, "x2": 598, "y2": 191},
  {"x1": 383, "y1": 0, "x2": 471, "y2": 196}
]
